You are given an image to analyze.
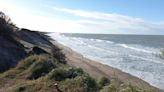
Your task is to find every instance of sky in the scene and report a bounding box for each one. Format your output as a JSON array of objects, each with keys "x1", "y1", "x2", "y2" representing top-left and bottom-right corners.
[{"x1": 0, "y1": 0, "x2": 164, "y2": 34}]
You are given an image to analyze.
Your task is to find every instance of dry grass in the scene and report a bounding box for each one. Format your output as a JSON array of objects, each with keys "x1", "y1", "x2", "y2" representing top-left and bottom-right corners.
[{"x1": 0, "y1": 54, "x2": 156, "y2": 92}]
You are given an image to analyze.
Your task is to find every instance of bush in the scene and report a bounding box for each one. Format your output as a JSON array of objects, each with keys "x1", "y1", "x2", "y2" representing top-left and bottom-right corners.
[
  {"x1": 26, "y1": 55, "x2": 57, "y2": 79},
  {"x1": 46, "y1": 68, "x2": 68, "y2": 81},
  {"x1": 6, "y1": 80, "x2": 50, "y2": 92},
  {"x1": 0, "y1": 54, "x2": 58, "y2": 80},
  {"x1": 98, "y1": 77, "x2": 110, "y2": 88},
  {"x1": 46, "y1": 67, "x2": 85, "y2": 81},
  {"x1": 60, "y1": 75, "x2": 98, "y2": 92},
  {"x1": 68, "y1": 68, "x2": 85, "y2": 78},
  {"x1": 51, "y1": 46, "x2": 66, "y2": 64},
  {"x1": 80, "y1": 75, "x2": 98, "y2": 91},
  {"x1": 16, "y1": 55, "x2": 39, "y2": 70},
  {"x1": 99, "y1": 78, "x2": 146, "y2": 92},
  {"x1": 6, "y1": 81, "x2": 33, "y2": 92},
  {"x1": 13, "y1": 84, "x2": 28, "y2": 92},
  {"x1": 0, "y1": 69, "x2": 20, "y2": 78}
]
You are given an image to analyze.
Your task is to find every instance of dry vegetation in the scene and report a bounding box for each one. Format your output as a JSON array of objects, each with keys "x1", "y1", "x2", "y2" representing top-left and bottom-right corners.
[{"x1": 0, "y1": 53, "x2": 153, "y2": 92}]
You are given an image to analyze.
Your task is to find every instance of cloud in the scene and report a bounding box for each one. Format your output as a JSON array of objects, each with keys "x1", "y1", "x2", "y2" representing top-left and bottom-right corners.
[
  {"x1": 0, "y1": 2, "x2": 84, "y2": 33},
  {"x1": 53, "y1": 7, "x2": 164, "y2": 34},
  {"x1": 53, "y1": 7, "x2": 143, "y2": 23},
  {"x1": 0, "y1": 1, "x2": 164, "y2": 34}
]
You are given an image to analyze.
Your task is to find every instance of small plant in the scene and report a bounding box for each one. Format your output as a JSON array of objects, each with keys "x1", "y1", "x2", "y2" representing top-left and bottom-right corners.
[
  {"x1": 46, "y1": 67, "x2": 85, "y2": 81},
  {"x1": 16, "y1": 55, "x2": 39, "y2": 70},
  {"x1": 99, "y1": 78, "x2": 147, "y2": 92},
  {"x1": 98, "y1": 77, "x2": 110, "y2": 88},
  {"x1": 0, "y1": 69, "x2": 20, "y2": 78},
  {"x1": 60, "y1": 75, "x2": 98, "y2": 92},
  {"x1": 46, "y1": 68, "x2": 68, "y2": 81},
  {"x1": 25, "y1": 55, "x2": 57, "y2": 79},
  {"x1": 51, "y1": 46, "x2": 67, "y2": 64}
]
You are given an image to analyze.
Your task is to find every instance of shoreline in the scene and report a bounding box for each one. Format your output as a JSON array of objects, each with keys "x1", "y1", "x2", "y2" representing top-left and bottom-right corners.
[{"x1": 52, "y1": 40, "x2": 163, "y2": 92}]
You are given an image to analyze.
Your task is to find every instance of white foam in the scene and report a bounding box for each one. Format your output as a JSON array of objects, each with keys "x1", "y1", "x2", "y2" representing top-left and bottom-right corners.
[
  {"x1": 90, "y1": 38, "x2": 114, "y2": 44},
  {"x1": 117, "y1": 43, "x2": 154, "y2": 53}
]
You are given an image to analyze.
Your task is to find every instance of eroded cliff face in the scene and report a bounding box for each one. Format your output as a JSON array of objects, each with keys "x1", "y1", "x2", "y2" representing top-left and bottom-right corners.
[
  {"x1": 0, "y1": 15, "x2": 27, "y2": 72},
  {"x1": 0, "y1": 37, "x2": 27, "y2": 72},
  {"x1": 0, "y1": 13, "x2": 52, "y2": 72}
]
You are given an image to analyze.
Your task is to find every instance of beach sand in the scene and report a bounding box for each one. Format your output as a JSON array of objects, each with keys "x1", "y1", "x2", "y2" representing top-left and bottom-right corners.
[{"x1": 53, "y1": 41, "x2": 163, "y2": 92}]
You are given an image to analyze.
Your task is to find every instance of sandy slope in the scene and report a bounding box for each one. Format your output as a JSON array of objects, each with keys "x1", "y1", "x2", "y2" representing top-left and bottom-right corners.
[{"x1": 53, "y1": 41, "x2": 164, "y2": 92}]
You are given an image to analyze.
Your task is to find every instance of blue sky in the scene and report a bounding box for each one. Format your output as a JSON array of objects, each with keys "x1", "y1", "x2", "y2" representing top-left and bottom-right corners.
[{"x1": 0, "y1": 0, "x2": 164, "y2": 34}]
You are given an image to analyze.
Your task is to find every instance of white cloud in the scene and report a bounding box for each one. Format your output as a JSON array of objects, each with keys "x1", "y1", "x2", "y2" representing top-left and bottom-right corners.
[
  {"x1": 0, "y1": 1, "x2": 164, "y2": 34},
  {"x1": 0, "y1": 2, "x2": 84, "y2": 33},
  {"x1": 53, "y1": 7, "x2": 143, "y2": 23},
  {"x1": 53, "y1": 7, "x2": 164, "y2": 34}
]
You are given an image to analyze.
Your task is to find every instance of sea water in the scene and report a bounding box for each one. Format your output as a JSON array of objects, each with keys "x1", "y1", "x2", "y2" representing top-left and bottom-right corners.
[{"x1": 49, "y1": 33, "x2": 164, "y2": 90}]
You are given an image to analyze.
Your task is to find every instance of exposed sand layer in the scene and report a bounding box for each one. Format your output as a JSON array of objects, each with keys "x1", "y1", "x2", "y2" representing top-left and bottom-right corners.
[{"x1": 53, "y1": 41, "x2": 164, "y2": 92}]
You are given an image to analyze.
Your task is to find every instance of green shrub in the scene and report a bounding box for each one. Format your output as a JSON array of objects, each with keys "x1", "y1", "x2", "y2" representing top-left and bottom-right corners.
[
  {"x1": 46, "y1": 67, "x2": 85, "y2": 81},
  {"x1": 68, "y1": 68, "x2": 85, "y2": 78},
  {"x1": 26, "y1": 55, "x2": 57, "y2": 79},
  {"x1": 60, "y1": 75, "x2": 98, "y2": 92},
  {"x1": 100, "y1": 78, "x2": 146, "y2": 92},
  {"x1": 16, "y1": 55, "x2": 39, "y2": 70},
  {"x1": 0, "y1": 69, "x2": 21, "y2": 78},
  {"x1": 6, "y1": 82, "x2": 33, "y2": 92},
  {"x1": 80, "y1": 75, "x2": 98, "y2": 91},
  {"x1": 0, "y1": 54, "x2": 59, "y2": 80},
  {"x1": 6, "y1": 80, "x2": 51, "y2": 92},
  {"x1": 98, "y1": 77, "x2": 110, "y2": 88},
  {"x1": 13, "y1": 84, "x2": 28, "y2": 92},
  {"x1": 46, "y1": 68, "x2": 68, "y2": 81},
  {"x1": 51, "y1": 46, "x2": 66, "y2": 64}
]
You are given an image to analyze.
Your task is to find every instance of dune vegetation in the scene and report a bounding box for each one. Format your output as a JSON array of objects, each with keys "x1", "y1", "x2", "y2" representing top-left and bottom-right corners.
[{"x1": 0, "y1": 50, "x2": 153, "y2": 92}]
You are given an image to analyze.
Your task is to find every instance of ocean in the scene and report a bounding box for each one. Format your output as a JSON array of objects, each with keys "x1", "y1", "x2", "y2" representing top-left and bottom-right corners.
[{"x1": 49, "y1": 33, "x2": 164, "y2": 90}]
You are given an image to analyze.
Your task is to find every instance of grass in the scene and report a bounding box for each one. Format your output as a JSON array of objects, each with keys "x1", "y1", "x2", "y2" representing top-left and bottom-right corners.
[
  {"x1": 24, "y1": 55, "x2": 57, "y2": 79},
  {"x1": 99, "y1": 78, "x2": 154, "y2": 92},
  {"x1": 51, "y1": 45, "x2": 67, "y2": 64},
  {"x1": 98, "y1": 77, "x2": 110, "y2": 88},
  {"x1": 6, "y1": 80, "x2": 57, "y2": 92},
  {"x1": 0, "y1": 53, "x2": 156, "y2": 92},
  {"x1": 0, "y1": 54, "x2": 99, "y2": 92},
  {"x1": 59, "y1": 75, "x2": 98, "y2": 92}
]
